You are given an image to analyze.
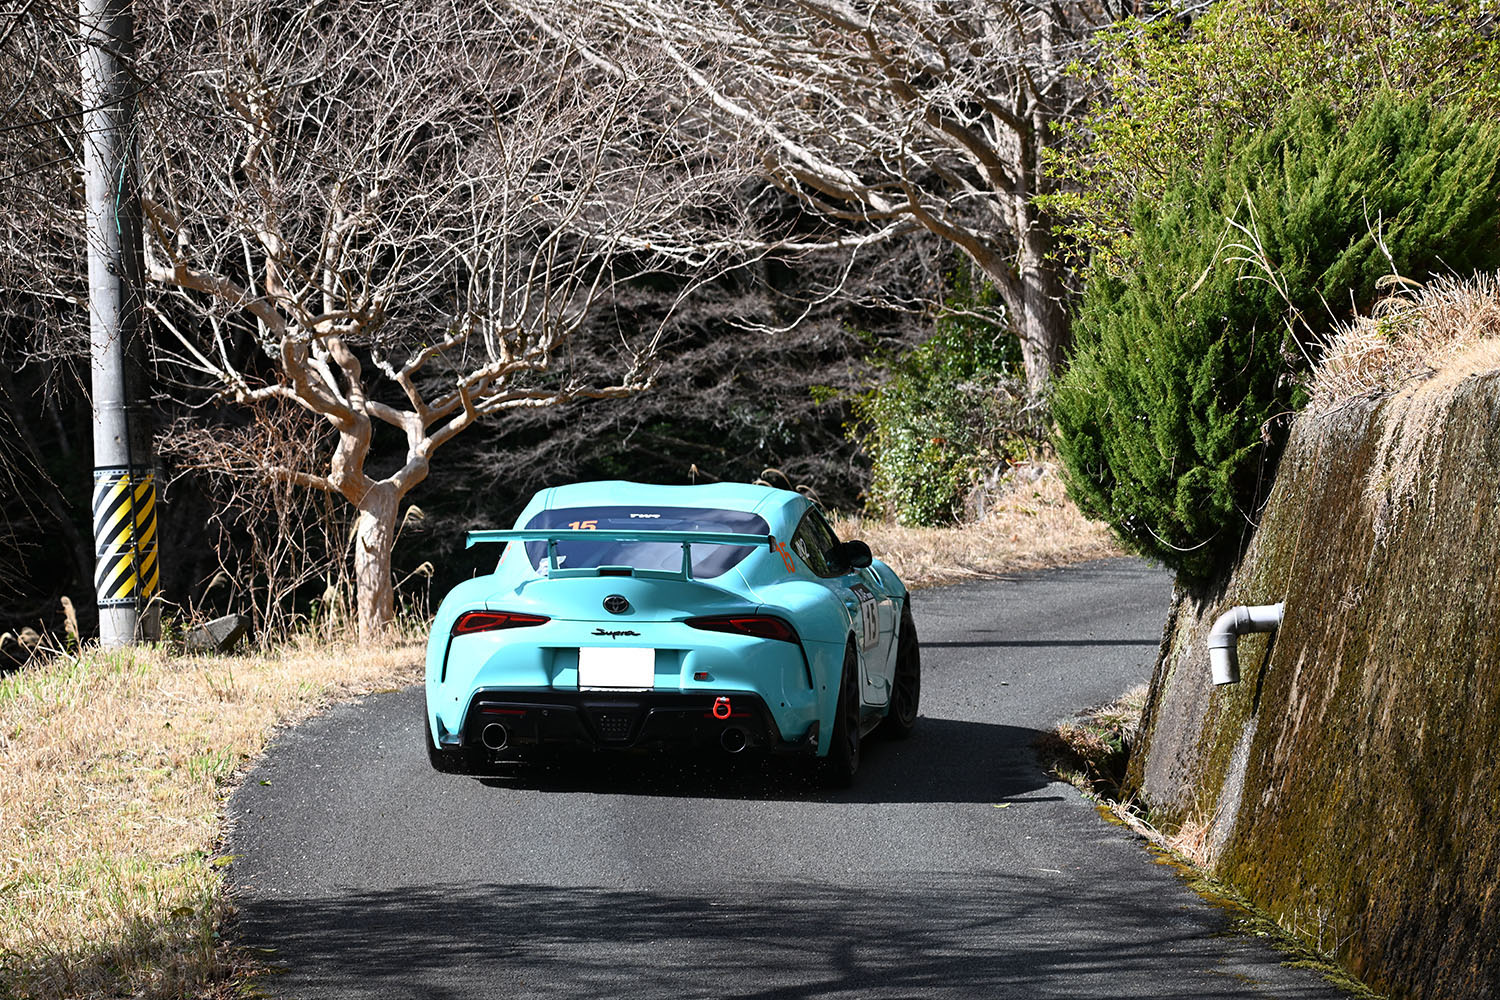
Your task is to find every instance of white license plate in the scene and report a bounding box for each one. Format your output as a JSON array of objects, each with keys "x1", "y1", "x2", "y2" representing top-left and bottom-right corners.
[{"x1": 578, "y1": 646, "x2": 655, "y2": 690}]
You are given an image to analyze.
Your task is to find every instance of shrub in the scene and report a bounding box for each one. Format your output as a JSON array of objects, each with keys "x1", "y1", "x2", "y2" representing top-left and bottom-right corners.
[
  {"x1": 851, "y1": 267, "x2": 1042, "y2": 525},
  {"x1": 1043, "y1": 0, "x2": 1500, "y2": 268},
  {"x1": 1054, "y1": 94, "x2": 1500, "y2": 583}
]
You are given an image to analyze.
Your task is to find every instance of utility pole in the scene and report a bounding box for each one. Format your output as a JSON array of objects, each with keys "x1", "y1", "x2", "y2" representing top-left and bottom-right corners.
[{"x1": 80, "y1": 0, "x2": 159, "y2": 646}]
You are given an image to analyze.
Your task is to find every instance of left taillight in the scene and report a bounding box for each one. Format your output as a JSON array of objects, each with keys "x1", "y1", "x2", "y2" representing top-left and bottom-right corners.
[
  {"x1": 685, "y1": 615, "x2": 800, "y2": 644},
  {"x1": 451, "y1": 610, "x2": 550, "y2": 636}
]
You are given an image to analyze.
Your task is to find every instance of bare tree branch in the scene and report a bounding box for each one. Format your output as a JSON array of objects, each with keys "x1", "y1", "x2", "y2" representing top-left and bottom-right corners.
[
  {"x1": 2, "y1": 0, "x2": 769, "y2": 636},
  {"x1": 518, "y1": 0, "x2": 1123, "y2": 387}
]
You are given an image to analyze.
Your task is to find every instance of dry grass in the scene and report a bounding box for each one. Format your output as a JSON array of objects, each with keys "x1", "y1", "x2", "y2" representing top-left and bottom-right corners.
[
  {"x1": 1305, "y1": 272, "x2": 1500, "y2": 544},
  {"x1": 1161, "y1": 813, "x2": 1217, "y2": 869},
  {"x1": 1037, "y1": 684, "x2": 1149, "y2": 798},
  {"x1": 0, "y1": 636, "x2": 422, "y2": 999},
  {"x1": 831, "y1": 462, "x2": 1122, "y2": 590},
  {"x1": 1306, "y1": 271, "x2": 1500, "y2": 413}
]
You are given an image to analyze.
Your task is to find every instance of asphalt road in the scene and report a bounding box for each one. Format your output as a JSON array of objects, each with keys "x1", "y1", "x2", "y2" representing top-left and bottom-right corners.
[{"x1": 228, "y1": 558, "x2": 1348, "y2": 999}]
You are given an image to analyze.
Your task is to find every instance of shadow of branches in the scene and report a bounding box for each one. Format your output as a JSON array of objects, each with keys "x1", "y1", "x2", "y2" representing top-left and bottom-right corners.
[{"x1": 231, "y1": 875, "x2": 1285, "y2": 1000}]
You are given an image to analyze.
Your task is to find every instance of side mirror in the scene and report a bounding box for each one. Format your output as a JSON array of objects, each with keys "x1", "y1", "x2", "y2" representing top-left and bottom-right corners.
[{"x1": 838, "y1": 539, "x2": 873, "y2": 570}]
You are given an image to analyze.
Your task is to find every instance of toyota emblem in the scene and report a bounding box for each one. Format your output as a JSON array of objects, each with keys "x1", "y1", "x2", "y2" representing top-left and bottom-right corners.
[{"x1": 603, "y1": 594, "x2": 630, "y2": 615}]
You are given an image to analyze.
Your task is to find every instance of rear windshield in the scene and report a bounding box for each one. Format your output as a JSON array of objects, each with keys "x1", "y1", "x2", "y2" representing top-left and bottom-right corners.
[{"x1": 522, "y1": 506, "x2": 770, "y2": 578}]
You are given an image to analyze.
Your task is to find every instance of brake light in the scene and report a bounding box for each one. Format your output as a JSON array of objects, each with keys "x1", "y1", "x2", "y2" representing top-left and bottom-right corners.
[
  {"x1": 685, "y1": 615, "x2": 800, "y2": 643},
  {"x1": 451, "y1": 610, "x2": 550, "y2": 635}
]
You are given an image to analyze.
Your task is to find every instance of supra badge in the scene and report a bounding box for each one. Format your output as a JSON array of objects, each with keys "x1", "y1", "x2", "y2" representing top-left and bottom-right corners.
[{"x1": 592, "y1": 628, "x2": 640, "y2": 639}]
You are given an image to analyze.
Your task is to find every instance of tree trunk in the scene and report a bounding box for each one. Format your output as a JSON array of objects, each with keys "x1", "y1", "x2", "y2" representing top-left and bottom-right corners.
[
  {"x1": 1017, "y1": 226, "x2": 1072, "y2": 392},
  {"x1": 969, "y1": 235, "x2": 1071, "y2": 395},
  {"x1": 353, "y1": 481, "x2": 399, "y2": 641}
]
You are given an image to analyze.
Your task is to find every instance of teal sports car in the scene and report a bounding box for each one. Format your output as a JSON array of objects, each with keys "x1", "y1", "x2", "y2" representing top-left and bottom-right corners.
[{"x1": 424, "y1": 481, "x2": 919, "y2": 785}]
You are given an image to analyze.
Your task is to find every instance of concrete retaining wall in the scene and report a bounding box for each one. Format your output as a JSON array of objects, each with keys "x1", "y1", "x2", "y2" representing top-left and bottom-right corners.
[{"x1": 1129, "y1": 364, "x2": 1500, "y2": 998}]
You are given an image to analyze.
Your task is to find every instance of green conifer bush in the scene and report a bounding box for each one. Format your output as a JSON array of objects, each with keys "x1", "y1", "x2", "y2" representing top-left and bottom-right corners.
[{"x1": 1054, "y1": 95, "x2": 1500, "y2": 582}]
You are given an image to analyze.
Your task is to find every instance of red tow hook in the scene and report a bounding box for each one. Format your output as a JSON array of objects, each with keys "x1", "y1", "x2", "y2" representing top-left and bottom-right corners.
[{"x1": 712, "y1": 696, "x2": 732, "y2": 720}]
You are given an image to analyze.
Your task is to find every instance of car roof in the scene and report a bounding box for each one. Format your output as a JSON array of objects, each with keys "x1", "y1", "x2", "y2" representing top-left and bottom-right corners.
[{"x1": 534, "y1": 480, "x2": 805, "y2": 518}]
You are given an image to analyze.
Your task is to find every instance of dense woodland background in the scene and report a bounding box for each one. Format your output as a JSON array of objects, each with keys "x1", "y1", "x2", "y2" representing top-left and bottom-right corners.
[{"x1": 0, "y1": 224, "x2": 948, "y2": 637}]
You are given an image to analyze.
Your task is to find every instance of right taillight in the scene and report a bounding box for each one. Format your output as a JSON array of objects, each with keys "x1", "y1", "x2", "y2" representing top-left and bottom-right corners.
[
  {"x1": 451, "y1": 610, "x2": 550, "y2": 636},
  {"x1": 685, "y1": 615, "x2": 800, "y2": 643}
]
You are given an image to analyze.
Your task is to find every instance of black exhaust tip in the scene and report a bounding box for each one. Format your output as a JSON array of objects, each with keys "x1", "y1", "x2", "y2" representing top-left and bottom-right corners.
[{"x1": 720, "y1": 727, "x2": 747, "y2": 754}]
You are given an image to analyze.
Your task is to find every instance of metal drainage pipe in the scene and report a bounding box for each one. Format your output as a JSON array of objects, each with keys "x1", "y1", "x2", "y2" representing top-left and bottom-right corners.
[
  {"x1": 480, "y1": 722, "x2": 510, "y2": 751},
  {"x1": 1208, "y1": 602, "x2": 1285, "y2": 686}
]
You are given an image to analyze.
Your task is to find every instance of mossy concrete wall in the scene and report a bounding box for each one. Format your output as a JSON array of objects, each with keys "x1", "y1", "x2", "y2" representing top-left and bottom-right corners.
[{"x1": 1128, "y1": 366, "x2": 1500, "y2": 999}]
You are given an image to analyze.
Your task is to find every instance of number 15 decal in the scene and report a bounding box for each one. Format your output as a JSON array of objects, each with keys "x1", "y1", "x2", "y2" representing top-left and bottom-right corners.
[{"x1": 850, "y1": 583, "x2": 879, "y2": 650}]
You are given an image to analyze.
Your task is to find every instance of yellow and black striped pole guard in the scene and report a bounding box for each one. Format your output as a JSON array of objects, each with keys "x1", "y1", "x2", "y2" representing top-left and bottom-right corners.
[{"x1": 92, "y1": 466, "x2": 159, "y2": 608}]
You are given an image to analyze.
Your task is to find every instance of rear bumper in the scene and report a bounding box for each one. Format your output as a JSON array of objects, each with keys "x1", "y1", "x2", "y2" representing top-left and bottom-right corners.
[{"x1": 454, "y1": 688, "x2": 820, "y2": 755}]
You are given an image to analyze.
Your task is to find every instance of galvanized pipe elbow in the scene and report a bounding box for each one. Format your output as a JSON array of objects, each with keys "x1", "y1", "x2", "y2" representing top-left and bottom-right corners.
[{"x1": 1208, "y1": 602, "x2": 1284, "y2": 686}]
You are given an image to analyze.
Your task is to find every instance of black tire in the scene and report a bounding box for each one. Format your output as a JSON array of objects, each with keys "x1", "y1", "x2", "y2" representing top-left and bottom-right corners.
[
  {"x1": 877, "y1": 602, "x2": 920, "y2": 740},
  {"x1": 423, "y1": 703, "x2": 483, "y2": 775},
  {"x1": 818, "y1": 644, "x2": 862, "y2": 787}
]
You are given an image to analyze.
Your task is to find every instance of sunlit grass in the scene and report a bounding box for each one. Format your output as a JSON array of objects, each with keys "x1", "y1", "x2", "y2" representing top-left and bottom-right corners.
[
  {"x1": 1037, "y1": 684, "x2": 1149, "y2": 801},
  {"x1": 0, "y1": 635, "x2": 421, "y2": 999},
  {"x1": 1307, "y1": 271, "x2": 1500, "y2": 413}
]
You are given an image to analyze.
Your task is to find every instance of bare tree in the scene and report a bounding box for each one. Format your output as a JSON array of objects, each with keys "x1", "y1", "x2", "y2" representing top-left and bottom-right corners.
[
  {"x1": 159, "y1": 402, "x2": 358, "y2": 638},
  {"x1": 518, "y1": 0, "x2": 1129, "y2": 390},
  {"x1": 3, "y1": 0, "x2": 763, "y2": 638},
  {"x1": 0, "y1": 4, "x2": 89, "y2": 357}
]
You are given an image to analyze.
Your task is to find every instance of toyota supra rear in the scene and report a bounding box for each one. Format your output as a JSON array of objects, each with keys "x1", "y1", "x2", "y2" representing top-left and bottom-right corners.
[{"x1": 423, "y1": 481, "x2": 918, "y2": 785}]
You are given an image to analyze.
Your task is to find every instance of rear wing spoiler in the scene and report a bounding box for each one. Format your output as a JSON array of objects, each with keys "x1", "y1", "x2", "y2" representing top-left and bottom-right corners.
[{"x1": 465, "y1": 528, "x2": 776, "y2": 582}]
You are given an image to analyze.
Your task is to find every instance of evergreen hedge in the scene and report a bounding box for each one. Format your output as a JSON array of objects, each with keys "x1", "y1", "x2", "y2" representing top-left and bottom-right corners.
[{"x1": 1054, "y1": 95, "x2": 1500, "y2": 583}]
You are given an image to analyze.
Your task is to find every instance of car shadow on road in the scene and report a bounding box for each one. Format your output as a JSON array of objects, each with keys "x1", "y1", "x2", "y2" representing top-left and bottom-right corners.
[
  {"x1": 230, "y1": 874, "x2": 1333, "y2": 1000},
  {"x1": 471, "y1": 716, "x2": 1062, "y2": 805}
]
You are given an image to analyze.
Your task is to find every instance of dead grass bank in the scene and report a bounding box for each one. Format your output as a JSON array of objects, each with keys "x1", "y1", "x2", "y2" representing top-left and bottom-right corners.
[
  {"x1": 0, "y1": 638, "x2": 421, "y2": 999},
  {"x1": 1307, "y1": 271, "x2": 1500, "y2": 413},
  {"x1": 832, "y1": 463, "x2": 1123, "y2": 590}
]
